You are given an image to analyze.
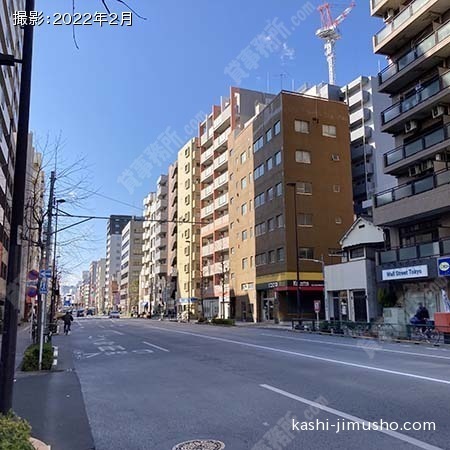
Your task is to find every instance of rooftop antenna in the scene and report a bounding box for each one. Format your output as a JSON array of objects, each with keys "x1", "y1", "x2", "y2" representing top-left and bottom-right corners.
[{"x1": 316, "y1": 2, "x2": 355, "y2": 85}]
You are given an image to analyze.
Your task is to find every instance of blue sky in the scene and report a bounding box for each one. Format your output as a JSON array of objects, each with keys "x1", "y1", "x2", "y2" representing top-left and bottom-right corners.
[{"x1": 30, "y1": 0, "x2": 385, "y2": 283}]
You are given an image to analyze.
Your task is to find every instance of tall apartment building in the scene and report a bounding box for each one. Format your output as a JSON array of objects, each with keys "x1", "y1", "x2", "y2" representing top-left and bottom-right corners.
[
  {"x1": 120, "y1": 218, "x2": 144, "y2": 314},
  {"x1": 166, "y1": 161, "x2": 178, "y2": 316},
  {"x1": 199, "y1": 87, "x2": 274, "y2": 319},
  {"x1": 81, "y1": 270, "x2": 90, "y2": 308},
  {"x1": 228, "y1": 91, "x2": 354, "y2": 322},
  {"x1": 176, "y1": 138, "x2": 201, "y2": 318},
  {"x1": 303, "y1": 77, "x2": 396, "y2": 216},
  {"x1": 89, "y1": 260, "x2": 98, "y2": 309},
  {"x1": 371, "y1": 0, "x2": 450, "y2": 321},
  {"x1": 0, "y1": 0, "x2": 25, "y2": 323},
  {"x1": 105, "y1": 215, "x2": 132, "y2": 310},
  {"x1": 140, "y1": 193, "x2": 155, "y2": 313},
  {"x1": 94, "y1": 258, "x2": 106, "y2": 313}
]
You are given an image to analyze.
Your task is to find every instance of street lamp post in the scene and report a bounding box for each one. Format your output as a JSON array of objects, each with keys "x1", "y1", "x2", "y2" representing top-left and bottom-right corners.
[{"x1": 286, "y1": 183, "x2": 301, "y2": 320}]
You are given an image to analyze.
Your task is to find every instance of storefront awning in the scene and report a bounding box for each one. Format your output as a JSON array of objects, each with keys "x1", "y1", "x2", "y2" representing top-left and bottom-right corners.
[{"x1": 275, "y1": 286, "x2": 324, "y2": 292}]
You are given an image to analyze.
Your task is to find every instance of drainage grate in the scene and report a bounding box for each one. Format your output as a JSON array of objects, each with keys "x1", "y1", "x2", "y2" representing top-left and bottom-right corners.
[{"x1": 172, "y1": 440, "x2": 225, "y2": 450}]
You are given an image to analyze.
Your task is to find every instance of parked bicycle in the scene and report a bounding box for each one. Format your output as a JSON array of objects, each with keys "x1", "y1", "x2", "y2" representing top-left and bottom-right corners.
[{"x1": 410, "y1": 323, "x2": 440, "y2": 344}]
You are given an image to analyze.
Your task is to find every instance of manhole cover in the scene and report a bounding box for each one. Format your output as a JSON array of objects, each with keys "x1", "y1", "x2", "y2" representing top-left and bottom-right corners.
[{"x1": 172, "y1": 440, "x2": 225, "y2": 450}]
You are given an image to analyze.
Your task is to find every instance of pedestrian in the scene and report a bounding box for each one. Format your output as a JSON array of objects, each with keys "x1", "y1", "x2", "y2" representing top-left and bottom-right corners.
[{"x1": 61, "y1": 311, "x2": 74, "y2": 335}]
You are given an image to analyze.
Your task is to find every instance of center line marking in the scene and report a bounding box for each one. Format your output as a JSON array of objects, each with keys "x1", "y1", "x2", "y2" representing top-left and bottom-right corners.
[
  {"x1": 260, "y1": 333, "x2": 450, "y2": 360},
  {"x1": 260, "y1": 384, "x2": 443, "y2": 450},
  {"x1": 143, "y1": 341, "x2": 170, "y2": 352},
  {"x1": 146, "y1": 326, "x2": 450, "y2": 385}
]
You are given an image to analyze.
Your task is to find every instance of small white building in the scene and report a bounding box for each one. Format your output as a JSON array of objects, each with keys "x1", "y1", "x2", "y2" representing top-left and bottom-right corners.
[{"x1": 324, "y1": 218, "x2": 385, "y2": 323}]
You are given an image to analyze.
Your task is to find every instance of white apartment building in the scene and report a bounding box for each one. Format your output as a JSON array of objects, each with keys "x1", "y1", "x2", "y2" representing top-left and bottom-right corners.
[{"x1": 95, "y1": 258, "x2": 106, "y2": 313}]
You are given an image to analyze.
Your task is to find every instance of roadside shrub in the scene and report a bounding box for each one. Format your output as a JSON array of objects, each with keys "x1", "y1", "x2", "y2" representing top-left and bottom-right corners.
[
  {"x1": 21, "y1": 343, "x2": 53, "y2": 372},
  {"x1": 211, "y1": 318, "x2": 235, "y2": 326},
  {"x1": 197, "y1": 316, "x2": 208, "y2": 323},
  {"x1": 0, "y1": 412, "x2": 33, "y2": 450}
]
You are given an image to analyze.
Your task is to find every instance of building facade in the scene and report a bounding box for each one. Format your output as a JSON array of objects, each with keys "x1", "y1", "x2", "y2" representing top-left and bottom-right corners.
[
  {"x1": 94, "y1": 258, "x2": 106, "y2": 313},
  {"x1": 140, "y1": 193, "x2": 155, "y2": 313},
  {"x1": 199, "y1": 87, "x2": 275, "y2": 319},
  {"x1": 371, "y1": 0, "x2": 450, "y2": 322},
  {"x1": 176, "y1": 138, "x2": 201, "y2": 318},
  {"x1": 166, "y1": 161, "x2": 178, "y2": 316},
  {"x1": 89, "y1": 260, "x2": 98, "y2": 309},
  {"x1": 120, "y1": 218, "x2": 144, "y2": 314}
]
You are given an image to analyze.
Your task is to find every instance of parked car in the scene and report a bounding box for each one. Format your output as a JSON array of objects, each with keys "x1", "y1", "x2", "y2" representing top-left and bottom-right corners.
[
  {"x1": 109, "y1": 311, "x2": 120, "y2": 319},
  {"x1": 77, "y1": 309, "x2": 85, "y2": 317}
]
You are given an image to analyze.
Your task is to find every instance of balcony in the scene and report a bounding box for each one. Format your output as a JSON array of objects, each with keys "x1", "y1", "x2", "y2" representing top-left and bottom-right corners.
[
  {"x1": 350, "y1": 126, "x2": 372, "y2": 143},
  {"x1": 378, "y1": 19, "x2": 450, "y2": 94},
  {"x1": 202, "y1": 243, "x2": 215, "y2": 257},
  {"x1": 214, "y1": 214, "x2": 229, "y2": 230},
  {"x1": 201, "y1": 184, "x2": 214, "y2": 200},
  {"x1": 371, "y1": 0, "x2": 404, "y2": 17},
  {"x1": 373, "y1": 0, "x2": 448, "y2": 55},
  {"x1": 384, "y1": 124, "x2": 450, "y2": 174},
  {"x1": 155, "y1": 249, "x2": 166, "y2": 261},
  {"x1": 347, "y1": 90, "x2": 369, "y2": 108},
  {"x1": 214, "y1": 236, "x2": 229, "y2": 252},
  {"x1": 351, "y1": 144, "x2": 373, "y2": 161},
  {"x1": 201, "y1": 221, "x2": 214, "y2": 237},
  {"x1": 373, "y1": 167, "x2": 450, "y2": 226},
  {"x1": 378, "y1": 238, "x2": 450, "y2": 265},
  {"x1": 201, "y1": 203, "x2": 214, "y2": 219},
  {"x1": 352, "y1": 162, "x2": 374, "y2": 179},
  {"x1": 213, "y1": 129, "x2": 230, "y2": 151},
  {"x1": 214, "y1": 284, "x2": 230, "y2": 297},
  {"x1": 156, "y1": 198, "x2": 168, "y2": 211},
  {"x1": 213, "y1": 105, "x2": 231, "y2": 132},
  {"x1": 200, "y1": 128, "x2": 214, "y2": 147},
  {"x1": 349, "y1": 108, "x2": 371, "y2": 126},
  {"x1": 155, "y1": 237, "x2": 167, "y2": 248},
  {"x1": 213, "y1": 153, "x2": 228, "y2": 171},
  {"x1": 214, "y1": 193, "x2": 228, "y2": 210},
  {"x1": 381, "y1": 71, "x2": 450, "y2": 133},
  {"x1": 200, "y1": 165, "x2": 214, "y2": 183},
  {"x1": 200, "y1": 147, "x2": 214, "y2": 165},
  {"x1": 214, "y1": 172, "x2": 228, "y2": 190},
  {"x1": 212, "y1": 261, "x2": 229, "y2": 275},
  {"x1": 154, "y1": 263, "x2": 166, "y2": 275}
]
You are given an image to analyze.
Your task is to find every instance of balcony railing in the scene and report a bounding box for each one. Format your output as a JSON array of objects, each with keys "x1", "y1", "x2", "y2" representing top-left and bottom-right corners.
[
  {"x1": 381, "y1": 71, "x2": 450, "y2": 125},
  {"x1": 200, "y1": 148, "x2": 214, "y2": 164},
  {"x1": 378, "y1": 238, "x2": 450, "y2": 264},
  {"x1": 214, "y1": 214, "x2": 229, "y2": 229},
  {"x1": 215, "y1": 193, "x2": 228, "y2": 209},
  {"x1": 384, "y1": 124, "x2": 450, "y2": 167},
  {"x1": 379, "y1": 19, "x2": 450, "y2": 85},
  {"x1": 214, "y1": 172, "x2": 228, "y2": 189},
  {"x1": 374, "y1": 0, "x2": 429, "y2": 47},
  {"x1": 374, "y1": 167, "x2": 450, "y2": 207},
  {"x1": 201, "y1": 165, "x2": 214, "y2": 181},
  {"x1": 201, "y1": 203, "x2": 214, "y2": 217},
  {"x1": 213, "y1": 153, "x2": 228, "y2": 170},
  {"x1": 201, "y1": 184, "x2": 214, "y2": 200}
]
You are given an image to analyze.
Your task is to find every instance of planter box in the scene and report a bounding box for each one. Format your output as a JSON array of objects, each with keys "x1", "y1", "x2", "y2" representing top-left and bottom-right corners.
[
  {"x1": 434, "y1": 312, "x2": 450, "y2": 333},
  {"x1": 30, "y1": 437, "x2": 51, "y2": 450}
]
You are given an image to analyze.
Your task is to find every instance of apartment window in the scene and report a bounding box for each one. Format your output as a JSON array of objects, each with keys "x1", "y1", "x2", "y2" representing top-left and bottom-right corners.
[
  {"x1": 184, "y1": 264, "x2": 189, "y2": 273},
  {"x1": 275, "y1": 151, "x2": 282, "y2": 166},
  {"x1": 331, "y1": 154, "x2": 341, "y2": 161},
  {"x1": 299, "y1": 247, "x2": 314, "y2": 259},
  {"x1": 250, "y1": 227, "x2": 253, "y2": 238},
  {"x1": 296, "y1": 150, "x2": 311, "y2": 164},
  {"x1": 266, "y1": 187, "x2": 274, "y2": 202},
  {"x1": 350, "y1": 247, "x2": 365, "y2": 259},
  {"x1": 230, "y1": 222, "x2": 234, "y2": 230},
  {"x1": 184, "y1": 246, "x2": 190, "y2": 255},
  {"x1": 250, "y1": 256, "x2": 253, "y2": 267},
  {"x1": 295, "y1": 120, "x2": 309, "y2": 134},
  {"x1": 185, "y1": 179, "x2": 190, "y2": 189},
  {"x1": 274, "y1": 121, "x2": 281, "y2": 135},
  {"x1": 333, "y1": 184, "x2": 341, "y2": 193},
  {"x1": 249, "y1": 199, "x2": 252, "y2": 211},
  {"x1": 322, "y1": 124, "x2": 337, "y2": 138},
  {"x1": 254, "y1": 193, "x2": 265, "y2": 208},
  {"x1": 185, "y1": 195, "x2": 190, "y2": 205},
  {"x1": 328, "y1": 248, "x2": 341, "y2": 257},
  {"x1": 298, "y1": 213, "x2": 313, "y2": 226},
  {"x1": 276, "y1": 214, "x2": 284, "y2": 228},
  {"x1": 335, "y1": 216, "x2": 342, "y2": 224},
  {"x1": 184, "y1": 229, "x2": 190, "y2": 238},
  {"x1": 255, "y1": 222, "x2": 266, "y2": 236},
  {"x1": 268, "y1": 217, "x2": 275, "y2": 231},
  {"x1": 296, "y1": 182, "x2": 312, "y2": 195},
  {"x1": 275, "y1": 183, "x2": 283, "y2": 197},
  {"x1": 277, "y1": 247, "x2": 285, "y2": 262},
  {"x1": 240, "y1": 152, "x2": 247, "y2": 164},
  {"x1": 242, "y1": 229, "x2": 248, "y2": 240},
  {"x1": 185, "y1": 147, "x2": 190, "y2": 157},
  {"x1": 241, "y1": 177, "x2": 247, "y2": 189},
  {"x1": 253, "y1": 136, "x2": 264, "y2": 153},
  {"x1": 242, "y1": 258, "x2": 248, "y2": 269},
  {"x1": 268, "y1": 250, "x2": 275, "y2": 263},
  {"x1": 241, "y1": 203, "x2": 248, "y2": 215},
  {"x1": 267, "y1": 158, "x2": 273, "y2": 171},
  {"x1": 254, "y1": 164, "x2": 265, "y2": 180},
  {"x1": 231, "y1": 247, "x2": 235, "y2": 255},
  {"x1": 185, "y1": 163, "x2": 190, "y2": 173},
  {"x1": 256, "y1": 253, "x2": 267, "y2": 266},
  {"x1": 266, "y1": 128, "x2": 273, "y2": 142}
]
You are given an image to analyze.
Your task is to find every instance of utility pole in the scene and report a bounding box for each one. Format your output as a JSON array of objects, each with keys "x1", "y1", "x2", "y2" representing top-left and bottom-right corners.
[
  {"x1": 0, "y1": 0, "x2": 35, "y2": 414},
  {"x1": 221, "y1": 252, "x2": 225, "y2": 319}
]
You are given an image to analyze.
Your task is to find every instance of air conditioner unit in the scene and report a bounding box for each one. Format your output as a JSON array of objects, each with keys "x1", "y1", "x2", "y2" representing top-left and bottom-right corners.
[
  {"x1": 421, "y1": 160, "x2": 434, "y2": 171},
  {"x1": 331, "y1": 154, "x2": 341, "y2": 161},
  {"x1": 405, "y1": 120, "x2": 418, "y2": 133},
  {"x1": 384, "y1": 9, "x2": 395, "y2": 21},
  {"x1": 436, "y1": 153, "x2": 443, "y2": 161},
  {"x1": 408, "y1": 165, "x2": 421, "y2": 177},
  {"x1": 432, "y1": 105, "x2": 448, "y2": 119}
]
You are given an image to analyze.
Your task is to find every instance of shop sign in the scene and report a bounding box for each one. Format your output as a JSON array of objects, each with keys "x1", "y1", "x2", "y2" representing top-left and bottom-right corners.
[
  {"x1": 437, "y1": 257, "x2": 450, "y2": 277},
  {"x1": 382, "y1": 265, "x2": 428, "y2": 281}
]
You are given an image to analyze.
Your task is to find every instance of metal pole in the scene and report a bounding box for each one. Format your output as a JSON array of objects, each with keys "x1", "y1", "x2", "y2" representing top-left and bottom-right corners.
[
  {"x1": 0, "y1": 0, "x2": 35, "y2": 413},
  {"x1": 50, "y1": 201, "x2": 59, "y2": 324}
]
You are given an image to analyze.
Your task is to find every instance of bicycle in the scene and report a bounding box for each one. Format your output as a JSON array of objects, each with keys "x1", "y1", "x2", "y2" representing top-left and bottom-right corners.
[{"x1": 410, "y1": 323, "x2": 440, "y2": 344}]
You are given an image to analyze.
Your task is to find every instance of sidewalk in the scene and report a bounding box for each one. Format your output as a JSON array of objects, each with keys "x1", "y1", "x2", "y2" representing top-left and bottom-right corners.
[{"x1": 13, "y1": 334, "x2": 95, "y2": 450}]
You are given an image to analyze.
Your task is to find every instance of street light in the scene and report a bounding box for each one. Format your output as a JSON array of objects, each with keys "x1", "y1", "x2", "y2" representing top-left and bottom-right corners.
[{"x1": 286, "y1": 182, "x2": 301, "y2": 320}]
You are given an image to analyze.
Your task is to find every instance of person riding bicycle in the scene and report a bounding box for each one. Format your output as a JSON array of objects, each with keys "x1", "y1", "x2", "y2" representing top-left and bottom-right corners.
[
  {"x1": 62, "y1": 311, "x2": 74, "y2": 335},
  {"x1": 410, "y1": 303, "x2": 430, "y2": 333}
]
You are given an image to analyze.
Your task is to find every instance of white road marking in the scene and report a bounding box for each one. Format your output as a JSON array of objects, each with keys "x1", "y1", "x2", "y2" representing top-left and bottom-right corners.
[
  {"x1": 260, "y1": 384, "x2": 443, "y2": 450},
  {"x1": 99, "y1": 325, "x2": 105, "y2": 329},
  {"x1": 85, "y1": 353, "x2": 100, "y2": 359},
  {"x1": 142, "y1": 341, "x2": 170, "y2": 352},
  {"x1": 88, "y1": 336, "x2": 92, "y2": 340},
  {"x1": 132, "y1": 349, "x2": 154, "y2": 354},
  {"x1": 109, "y1": 330, "x2": 125, "y2": 336},
  {"x1": 93, "y1": 341, "x2": 114, "y2": 346},
  {"x1": 147, "y1": 326, "x2": 450, "y2": 385},
  {"x1": 98, "y1": 345, "x2": 118, "y2": 352},
  {"x1": 260, "y1": 333, "x2": 450, "y2": 361}
]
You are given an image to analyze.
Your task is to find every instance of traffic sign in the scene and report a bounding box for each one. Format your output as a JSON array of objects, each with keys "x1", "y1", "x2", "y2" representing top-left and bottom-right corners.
[
  {"x1": 26, "y1": 286, "x2": 38, "y2": 298},
  {"x1": 39, "y1": 281, "x2": 48, "y2": 294},
  {"x1": 28, "y1": 269, "x2": 39, "y2": 281},
  {"x1": 314, "y1": 300, "x2": 321, "y2": 313},
  {"x1": 438, "y1": 257, "x2": 450, "y2": 277},
  {"x1": 40, "y1": 269, "x2": 52, "y2": 278}
]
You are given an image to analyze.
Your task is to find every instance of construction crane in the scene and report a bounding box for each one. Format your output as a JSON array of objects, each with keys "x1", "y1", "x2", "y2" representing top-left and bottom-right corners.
[{"x1": 316, "y1": 2, "x2": 355, "y2": 85}]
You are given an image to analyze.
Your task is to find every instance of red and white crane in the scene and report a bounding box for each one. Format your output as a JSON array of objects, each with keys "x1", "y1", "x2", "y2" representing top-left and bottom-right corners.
[{"x1": 316, "y1": 2, "x2": 355, "y2": 85}]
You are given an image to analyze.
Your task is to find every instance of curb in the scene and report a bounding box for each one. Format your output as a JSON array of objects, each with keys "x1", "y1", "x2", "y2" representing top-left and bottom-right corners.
[
  {"x1": 30, "y1": 437, "x2": 51, "y2": 450},
  {"x1": 52, "y1": 346, "x2": 58, "y2": 369}
]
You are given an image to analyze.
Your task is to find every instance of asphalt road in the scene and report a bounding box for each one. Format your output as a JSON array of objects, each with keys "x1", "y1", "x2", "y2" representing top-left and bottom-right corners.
[{"x1": 69, "y1": 318, "x2": 450, "y2": 450}]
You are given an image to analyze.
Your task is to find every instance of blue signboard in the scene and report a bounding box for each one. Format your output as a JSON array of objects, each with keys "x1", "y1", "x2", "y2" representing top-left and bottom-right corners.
[
  {"x1": 40, "y1": 269, "x2": 52, "y2": 278},
  {"x1": 437, "y1": 257, "x2": 450, "y2": 277},
  {"x1": 39, "y1": 281, "x2": 48, "y2": 294}
]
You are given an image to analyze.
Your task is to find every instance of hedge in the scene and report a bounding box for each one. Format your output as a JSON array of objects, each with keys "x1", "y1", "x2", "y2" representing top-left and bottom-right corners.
[
  {"x1": 21, "y1": 343, "x2": 53, "y2": 372},
  {"x1": 0, "y1": 412, "x2": 33, "y2": 450},
  {"x1": 211, "y1": 318, "x2": 235, "y2": 326}
]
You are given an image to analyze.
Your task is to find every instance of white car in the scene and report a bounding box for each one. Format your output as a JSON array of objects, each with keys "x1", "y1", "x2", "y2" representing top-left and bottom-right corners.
[{"x1": 109, "y1": 311, "x2": 120, "y2": 319}]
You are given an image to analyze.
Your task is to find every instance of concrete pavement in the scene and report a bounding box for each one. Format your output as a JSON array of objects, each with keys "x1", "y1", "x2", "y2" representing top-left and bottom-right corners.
[{"x1": 67, "y1": 317, "x2": 450, "y2": 450}]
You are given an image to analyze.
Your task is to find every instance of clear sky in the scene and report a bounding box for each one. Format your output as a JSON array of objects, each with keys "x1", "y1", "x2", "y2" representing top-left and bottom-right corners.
[{"x1": 30, "y1": 0, "x2": 385, "y2": 284}]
